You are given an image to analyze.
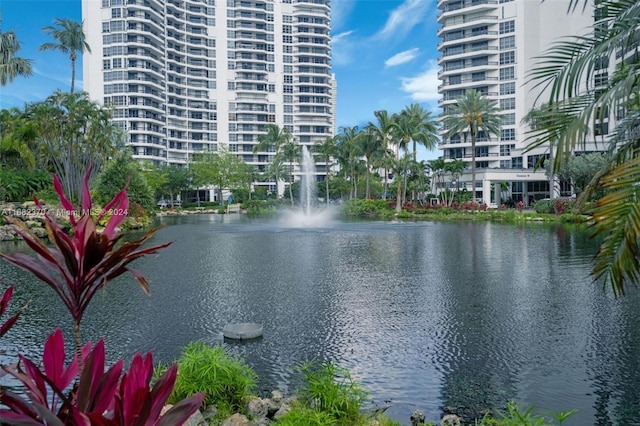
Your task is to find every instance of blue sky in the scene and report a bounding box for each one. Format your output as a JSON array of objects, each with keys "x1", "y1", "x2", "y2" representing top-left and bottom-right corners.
[{"x1": 0, "y1": 0, "x2": 442, "y2": 159}]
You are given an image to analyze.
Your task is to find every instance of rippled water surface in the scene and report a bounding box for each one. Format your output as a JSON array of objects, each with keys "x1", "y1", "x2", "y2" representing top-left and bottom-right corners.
[{"x1": 2, "y1": 215, "x2": 640, "y2": 425}]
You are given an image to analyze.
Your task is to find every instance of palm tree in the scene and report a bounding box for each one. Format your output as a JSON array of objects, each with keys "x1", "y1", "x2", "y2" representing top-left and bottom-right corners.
[
  {"x1": 527, "y1": 0, "x2": 640, "y2": 295},
  {"x1": 398, "y1": 103, "x2": 440, "y2": 162},
  {"x1": 368, "y1": 110, "x2": 396, "y2": 199},
  {"x1": 335, "y1": 126, "x2": 362, "y2": 199},
  {"x1": 313, "y1": 136, "x2": 337, "y2": 205},
  {"x1": 392, "y1": 104, "x2": 440, "y2": 207},
  {"x1": 442, "y1": 89, "x2": 501, "y2": 203},
  {"x1": 39, "y1": 18, "x2": 91, "y2": 93},
  {"x1": 361, "y1": 125, "x2": 386, "y2": 199},
  {"x1": 0, "y1": 24, "x2": 33, "y2": 85},
  {"x1": 280, "y1": 138, "x2": 301, "y2": 205},
  {"x1": 445, "y1": 158, "x2": 466, "y2": 205},
  {"x1": 254, "y1": 124, "x2": 292, "y2": 198},
  {"x1": 428, "y1": 157, "x2": 447, "y2": 201}
]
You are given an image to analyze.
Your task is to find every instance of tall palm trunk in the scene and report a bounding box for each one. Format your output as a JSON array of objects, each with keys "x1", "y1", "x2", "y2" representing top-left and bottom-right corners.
[
  {"x1": 70, "y1": 53, "x2": 76, "y2": 93},
  {"x1": 470, "y1": 128, "x2": 476, "y2": 203}
]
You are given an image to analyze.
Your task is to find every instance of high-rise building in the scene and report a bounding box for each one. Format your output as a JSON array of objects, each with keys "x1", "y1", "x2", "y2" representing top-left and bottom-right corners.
[
  {"x1": 436, "y1": 0, "x2": 605, "y2": 206},
  {"x1": 82, "y1": 0, "x2": 332, "y2": 196}
]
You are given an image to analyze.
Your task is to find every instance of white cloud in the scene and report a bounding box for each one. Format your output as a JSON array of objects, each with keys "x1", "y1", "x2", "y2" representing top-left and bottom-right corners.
[
  {"x1": 385, "y1": 48, "x2": 419, "y2": 68},
  {"x1": 330, "y1": 0, "x2": 357, "y2": 31},
  {"x1": 331, "y1": 30, "x2": 356, "y2": 66},
  {"x1": 375, "y1": 0, "x2": 431, "y2": 40},
  {"x1": 400, "y1": 61, "x2": 440, "y2": 102}
]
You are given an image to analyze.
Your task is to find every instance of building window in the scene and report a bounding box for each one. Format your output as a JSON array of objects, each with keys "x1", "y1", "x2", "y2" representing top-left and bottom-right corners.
[
  {"x1": 500, "y1": 98, "x2": 516, "y2": 110},
  {"x1": 500, "y1": 82, "x2": 515, "y2": 95},
  {"x1": 283, "y1": 35, "x2": 292, "y2": 43},
  {"x1": 499, "y1": 20, "x2": 515, "y2": 34},
  {"x1": 512, "y1": 157, "x2": 523, "y2": 168},
  {"x1": 501, "y1": 113, "x2": 515, "y2": 126},
  {"x1": 499, "y1": 67, "x2": 515, "y2": 80},
  {"x1": 499, "y1": 51, "x2": 515, "y2": 65},
  {"x1": 528, "y1": 154, "x2": 550, "y2": 169},
  {"x1": 111, "y1": 8, "x2": 121, "y2": 18},
  {"x1": 284, "y1": 75, "x2": 293, "y2": 84},
  {"x1": 499, "y1": 36, "x2": 515, "y2": 49},
  {"x1": 500, "y1": 144, "x2": 514, "y2": 156},
  {"x1": 501, "y1": 129, "x2": 516, "y2": 140}
]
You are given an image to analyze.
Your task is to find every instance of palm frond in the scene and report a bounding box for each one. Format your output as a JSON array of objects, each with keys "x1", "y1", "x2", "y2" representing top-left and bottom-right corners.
[{"x1": 591, "y1": 154, "x2": 640, "y2": 296}]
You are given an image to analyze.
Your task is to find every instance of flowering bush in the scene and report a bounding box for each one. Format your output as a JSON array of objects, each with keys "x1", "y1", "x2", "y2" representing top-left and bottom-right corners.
[{"x1": 517, "y1": 201, "x2": 525, "y2": 212}]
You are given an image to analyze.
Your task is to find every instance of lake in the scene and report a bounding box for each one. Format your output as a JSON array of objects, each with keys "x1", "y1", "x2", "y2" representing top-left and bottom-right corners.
[{"x1": 1, "y1": 214, "x2": 639, "y2": 425}]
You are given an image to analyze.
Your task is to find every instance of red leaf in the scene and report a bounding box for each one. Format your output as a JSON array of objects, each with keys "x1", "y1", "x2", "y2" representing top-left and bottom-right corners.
[
  {"x1": 0, "y1": 286, "x2": 14, "y2": 316},
  {"x1": 99, "y1": 183, "x2": 129, "y2": 239},
  {"x1": 77, "y1": 340, "x2": 107, "y2": 411},
  {"x1": 43, "y1": 329, "x2": 78, "y2": 393},
  {"x1": 147, "y1": 364, "x2": 178, "y2": 421},
  {"x1": 156, "y1": 393, "x2": 205, "y2": 426},
  {"x1": 52, "y1": 174, "x2": 77, "y2": 226}
]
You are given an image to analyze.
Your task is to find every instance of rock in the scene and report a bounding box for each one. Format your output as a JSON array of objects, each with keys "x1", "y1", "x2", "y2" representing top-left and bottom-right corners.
[
  {"x1": 410, "y1": 410, "x2": 426, "y2": 426},
  {"x1": 0, "y1": 225, "x2": 18, "y2": 241},
  {"x1": 183, "y1": 410, "x2": 207, "y2": 426},
  {"x1": 221, "y1": 413, "x2": 250, "y2": 426},
  {"x1": 201, "y1": 405, "x2": 218, "y2": 422},
  {"x1": 270, "y1": 390, "x2": 284, "y2": 403},
  {"x1": 247, "y1": 397, "x2": 268, "y2": 419},
  {"x1": 31, "y1": 227, "x2": 48, "y2": 238},
  {"x1": 441, "y1": 414, "x2": 462, "y2": 426}
]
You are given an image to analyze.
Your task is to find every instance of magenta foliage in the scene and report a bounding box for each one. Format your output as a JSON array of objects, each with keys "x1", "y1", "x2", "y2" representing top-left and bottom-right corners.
[
  {"x1": 0, "y1": 167, "x2": 171, "y2": 326},
  {"x1": 0, "y1": 285, "x2": 21, "y2": 339},
  {"x1": 0, "y1": 329, "x2": 204, "y2": 425}
]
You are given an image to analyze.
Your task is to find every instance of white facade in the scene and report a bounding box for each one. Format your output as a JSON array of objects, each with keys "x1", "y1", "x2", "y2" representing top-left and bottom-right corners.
[
  {"x1": 436, "y1": 0, "x2": 605, "y2": 205},
  {"x1": 82, "y1": 0, "x2": 332, "y2": 194}
]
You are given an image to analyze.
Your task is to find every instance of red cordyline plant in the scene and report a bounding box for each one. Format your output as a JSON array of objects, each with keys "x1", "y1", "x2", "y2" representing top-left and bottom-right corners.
[
  {"x1": 0, "y1": 167, "x2": 171, "y2": 370},
  {"x1": 0, "y1": 285, "x2": 22, "y2": 340},
  {"x1": 0, "y1": 328, "x2": 205, "y2": 425}
]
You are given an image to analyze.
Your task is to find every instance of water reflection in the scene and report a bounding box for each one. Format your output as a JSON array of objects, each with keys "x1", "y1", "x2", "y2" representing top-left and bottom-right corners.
[{"x1": 1, "y1": 217, "x2": 639, "y2": 425}]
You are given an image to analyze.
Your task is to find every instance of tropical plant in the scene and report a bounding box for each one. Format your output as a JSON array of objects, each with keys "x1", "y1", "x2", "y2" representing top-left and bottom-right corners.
[
  {"x1": 313, "y1": 136, "x2": 338, "y2": 205},
  {"x1": 0, "y1": 168, "x2": 171, "y2": 368},
  {"x1": 280, "y1": 138, "x2": 301, "y2": 205},
  {"x1": 296, "y1": 361, "x2": 368, "y2": 424},
  {"x1": 442, "y1": 89, "x2": 501, "y2": 203},
  {"x1": 0, "y1": 328, "x2": 204, "y2": 425},
  {"x1": 168, "y1": 342, "x2": 257, "y2": 419},
  {"x1": 254, "y1": 124, "x2": 292, "y2": 198},
  {"x1": 95, "y1": 152, "x2": 154, "y2": 210},
  {"x1": 39, "y1": 18, "x2": 91, "y2": 93},
  {"x1": 335, "y1": 126, "x2": 363, "y2": 199},
  {"x1": 393, "y1": 104, "x2": 439, "y2": 205},
  {"x1": 0, "y1": 285, "x2": 23, "y2": 340},
  {"x1": 526, "y1": 0, "x2": 640, "y2": 295},
  {"x1": 359, "y1": 128, "x2": 384, "y2": 199},
  {"x1": 24, "y1": 91, "x2": 119, "y2": 205},
  {"x1": 0, "y1": 23, "x2": 33, "y2": 86},
  {"x1": 368, "y1": 110, "x2": 396, "y2": 199}
]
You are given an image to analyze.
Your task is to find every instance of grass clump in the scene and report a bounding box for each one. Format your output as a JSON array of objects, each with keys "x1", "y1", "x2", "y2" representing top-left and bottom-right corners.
[
  {"x1": 476, "y1": 401, "x2": 577, "y2": 426},
  {"x1": 169, "y1": 341, "x2": 258, "y2": 419},
  {"x1": 276, "y1": 361, "x2": 400, "y2": 426}
]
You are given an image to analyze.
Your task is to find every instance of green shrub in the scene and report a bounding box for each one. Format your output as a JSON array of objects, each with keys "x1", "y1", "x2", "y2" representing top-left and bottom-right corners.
[
  {"x1": 169, "y1": 342, "x2": 257, "y2": 419},
  {"x1": 275, "y1": 405, "x2": 338, "y2": 426},
  {"x1": 475, "y1": 401, "x2": 577, "y2": 426},
  {"x1": 532, "y1": 199, "x2": 554, "y2": 214},
  {"x1": 297, "y1": 361, "x2": 368, "y2": 424}
]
